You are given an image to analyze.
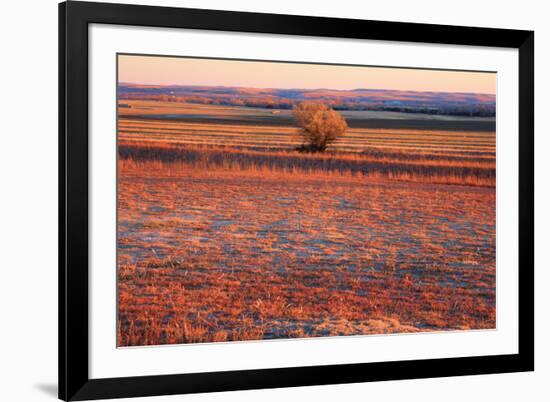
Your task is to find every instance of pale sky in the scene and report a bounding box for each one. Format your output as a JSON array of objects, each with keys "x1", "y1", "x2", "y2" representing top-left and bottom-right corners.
[{"x1": 118, "y1": 54, "x2": 496, "y2": 95}]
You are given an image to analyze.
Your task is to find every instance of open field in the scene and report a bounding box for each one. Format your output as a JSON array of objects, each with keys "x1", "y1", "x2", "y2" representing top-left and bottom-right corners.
[
  {"x1": 117, "y1": 99, "x2": 496, "y2": 346},
  {"x1": 118, "y1": 166, "x2": 495, "y2": 345},
  {"x1": 118, "y1": 100, "x2": 496, "y2": 187},
  {"x1": 119, "y1": 100, "x2": 497, "y2": 150},
  {"x1": 119, "y1": 142, "x2": 495, "y2": 187}
]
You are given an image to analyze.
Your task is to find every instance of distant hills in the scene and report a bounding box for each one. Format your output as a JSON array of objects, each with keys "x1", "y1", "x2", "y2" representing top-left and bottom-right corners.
[{"x1": 118, "y1": 84, "x2": 496, "y2": 117}]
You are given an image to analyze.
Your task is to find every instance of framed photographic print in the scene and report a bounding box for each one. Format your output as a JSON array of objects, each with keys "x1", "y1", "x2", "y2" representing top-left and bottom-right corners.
[{"x1": 59, "y1": 1, "x2": 534, "y2": 400}]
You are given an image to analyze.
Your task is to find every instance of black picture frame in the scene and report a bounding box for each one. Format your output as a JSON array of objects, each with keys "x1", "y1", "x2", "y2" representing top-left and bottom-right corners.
[{"x1": 59, "y1": 1, "x2": 534, "y2": 400}]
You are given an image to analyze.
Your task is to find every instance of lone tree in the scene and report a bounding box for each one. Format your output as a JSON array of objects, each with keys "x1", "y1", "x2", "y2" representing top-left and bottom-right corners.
[{"x1": 293, "y1": 102, "x2": 348, "y2": 152}]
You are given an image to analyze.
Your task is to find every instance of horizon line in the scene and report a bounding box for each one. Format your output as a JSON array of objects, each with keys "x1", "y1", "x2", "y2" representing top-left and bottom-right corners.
[{"x1": 118, "y1": 82, "x2": 497, "y2": 97}]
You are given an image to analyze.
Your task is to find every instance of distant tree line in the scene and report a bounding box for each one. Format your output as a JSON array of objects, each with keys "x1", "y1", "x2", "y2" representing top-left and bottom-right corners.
[{"x1": 119, "y1": 93, "x2": 496, "y2": 117}]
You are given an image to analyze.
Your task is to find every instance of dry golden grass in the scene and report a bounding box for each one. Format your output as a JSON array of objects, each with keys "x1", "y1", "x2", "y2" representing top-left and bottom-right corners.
[
  {"x1": 119, "y1": 118, "x2": 496, "y2": 155},
  {"x1": 118, "y1": 165, "x2": 495, "y2": 346},
  {"x1": 119, "y1": 142, "x2": 495, "y2": 187},
  {"x1": 116, "y1": 99, "x2": 496, "y2": 346},
  {"x1": 118, "y1": 100, "x2": 496, "y2": 155}
]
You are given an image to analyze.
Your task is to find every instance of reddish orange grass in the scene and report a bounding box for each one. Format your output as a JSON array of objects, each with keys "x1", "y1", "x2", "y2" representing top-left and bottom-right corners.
[{"x1": 117, "y1": 163, "x2": 496, "y2": 346}]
